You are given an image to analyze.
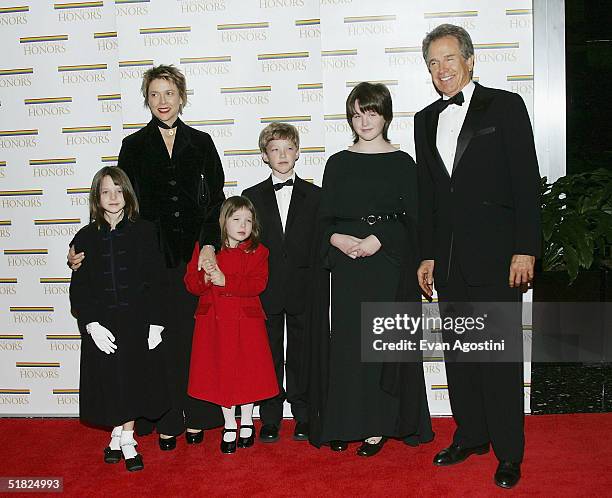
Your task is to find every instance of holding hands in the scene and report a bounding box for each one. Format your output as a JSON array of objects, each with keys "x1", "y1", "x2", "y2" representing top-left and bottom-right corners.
[
  {"x1": 203, "y1": 259, "x2": 225, "y2": 287},
  {"x1": 330, "y1": 233, "x2": 381, "y2": 259}
]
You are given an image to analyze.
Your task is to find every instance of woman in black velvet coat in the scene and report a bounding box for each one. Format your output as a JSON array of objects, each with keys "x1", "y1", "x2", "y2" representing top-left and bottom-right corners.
[{"x1": 70, "y1": 65, "x2": 225, "y2": 449}]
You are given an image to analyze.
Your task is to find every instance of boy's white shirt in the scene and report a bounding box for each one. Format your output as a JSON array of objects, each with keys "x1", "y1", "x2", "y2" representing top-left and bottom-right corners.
[{"x1": 271, "y1": 172, "x2": 295, "y2": 231}]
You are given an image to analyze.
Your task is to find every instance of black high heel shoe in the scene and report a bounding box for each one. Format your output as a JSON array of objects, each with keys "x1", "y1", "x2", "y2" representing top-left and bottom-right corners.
[
  {"x1": 237, "y1": 425, "x2": 255, "y2": 448},
  {"x1": 185, "y1": 430, "x2": 203, "y2": 445},
  {"x1": 220, "y1": 428, "x2": 238, "y2": 454},
  {"x1": 329, "y1": 440, "x2": 348, "y2": 452},
  {"x1": 356, "y1": 437, "x2": 387, "y2": 457},
  {"x1": 103, "y1": 447, "x2": 122, "y2": 464}
]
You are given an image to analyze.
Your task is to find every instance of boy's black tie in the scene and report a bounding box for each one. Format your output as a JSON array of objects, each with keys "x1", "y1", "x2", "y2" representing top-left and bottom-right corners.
[{"x1": 273, "y1": 179, "x2": 294, "y2": 191}]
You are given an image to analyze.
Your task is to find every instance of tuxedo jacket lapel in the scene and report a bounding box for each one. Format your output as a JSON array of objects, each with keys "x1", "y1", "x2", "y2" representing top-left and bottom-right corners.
[
  {"x1": 262, "y1": 177, "x2": 284, "y2": 239},
  {"x1": 452, "y1": 83, "x2": 492, "y2": 174},
  {"x1": 284, "y1": 176, "x2": 305, "y2": 236},
  {"x1": 426, "y1": 106, "x2": 451, "y2": 179}
]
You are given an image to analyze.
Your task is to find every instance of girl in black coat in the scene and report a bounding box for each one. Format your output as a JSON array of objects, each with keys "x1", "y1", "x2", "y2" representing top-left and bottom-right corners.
[{"x1": 70, "y1": 167, "x2": 169, "y2": 472}]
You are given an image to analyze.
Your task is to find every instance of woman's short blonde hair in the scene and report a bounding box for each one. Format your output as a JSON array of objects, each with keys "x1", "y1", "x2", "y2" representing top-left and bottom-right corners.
[{"x1": 141, "y1": 64, "x2": 187, "y2": 113}]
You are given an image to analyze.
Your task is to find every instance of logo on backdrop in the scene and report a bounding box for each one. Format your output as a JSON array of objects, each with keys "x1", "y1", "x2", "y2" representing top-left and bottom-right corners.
[
  {"x1": 185, "y1": 120, "x2": 234, "y2": 139},
  {"x1": 507, "y1": 75, "x2": 533, "y2": 97},
  {"x1": 10, "y1": 307, "x2": 54, "y2": 325},
  {"x1": 24, "y1": 97, "x2": 72, "y2": 119},
  {"x1": 224, "y1": 149, "x2": 263, "y2": 170},
  {"x1": 0, "y1": 389, "x2": 29, "y2": 406},
  {"x1": 321, "y1": 49, "x2": 356, "y2": 71},
  {"x1": 35, "y1": 219, "x2": 81, "y2": 238},
  {"x1": 0, "y1": 279, "x2": 17, "y2": 296},
  {"x1": 95, "y1": 31, "x2": 118, "y2": 52},
  {"x1": 386, "y1": 47, "x2": 423, "y2": 68},
  {"x1": 47, "y1": 334, "x2": 81, "y2": 352},
  {"x1": 0, "y1": 68, "x2": 32, "y2": 88},
  {"x1": 67, "y1": 187, "x2": 90, "y2": 207},
  {"x1": 58, "y1": 64, "x2": 107, "y2": 85},
  {"x1": 119, "y1": 60, "x2": 152, "y2": 80},
  {"x1": 259, "y1": 52, "x2": 309, "y2": 73},
  {"x1": 298, "y1": 83, "x2": 322, "y2": 104},
  {"x1": 53, "y1": 389, "x2": 79, "y2": 406},
  {"x1": 0, "y1": 219, "x2": 11, "y2": 238},
  {"x1": 116, "y1": 1, "x2": 149, "y2": 17},
  {"x1": 140, "y1": 26, "x2": 190, "y2": 47},
  {"x1": 0, "y1": 5, "x2": 29, "y2": 26},
  {"x1": 345, "y1": 15, "x2": 396, "y2": 37},
  {"x1": 55, "y1": 1, "x2": 103, "y2": 23},
  {"x1": 218, "y1": 22, "x2": 269, "y2": 43},
  {"x1": 98, "y1": 94, "x2": 121, "y2": 113},
  {"x1": 17, "y1": 361, "x2": 60, "y2": 380},
  {"x1": 0, "y1": 129, "x2": 38, "y2": 149},
  {"x1": 424, "y1": 11, "x2": 478, "y2": 31},
  {"x1": 222, "y1": 86, "x2": 271, "y2": 106},
  {"x1": 506, "y1": 9, "x2": 532, "y2": 29},
  {"x1": 0, "y1": 190, "x2": 43, "y2": 209},
  {"x1": 4, "y1": 248, "x2": 47, "y2": 268},
  {"x1": 62, "y1": 125, "x2": 111, "y2": 146},
  {"x1": 296, "y1": 18, "x2": 320, "y2": 40},
  {"x1": 180, "y1": 57, "x2": 231, "y2": 78},
  {"x1": 177, "y1": 0, "x2": 227, "y2": 14},
  {"x1": 20, "y1": 34, "x2": 67, "y2": 56}
]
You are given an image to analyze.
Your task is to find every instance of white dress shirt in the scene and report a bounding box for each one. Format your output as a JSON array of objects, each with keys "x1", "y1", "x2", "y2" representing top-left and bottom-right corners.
[
  {"x1": 436, "y1": 80, "x2": 475, "y2": 176},
  {"x1": 271, "y1": 173, "x2": 295, "y2": 231}
]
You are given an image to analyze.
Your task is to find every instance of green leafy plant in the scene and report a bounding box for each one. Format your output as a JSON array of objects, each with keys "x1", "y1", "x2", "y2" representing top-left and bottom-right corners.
[{"x1": 541, "y1": 168, "x2": 612, "y2": 282}]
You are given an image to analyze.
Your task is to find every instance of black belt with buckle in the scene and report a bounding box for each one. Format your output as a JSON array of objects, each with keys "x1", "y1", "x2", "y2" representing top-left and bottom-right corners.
[{"x1": 335, "y1": 212, "x2": 407, "y2": 226}]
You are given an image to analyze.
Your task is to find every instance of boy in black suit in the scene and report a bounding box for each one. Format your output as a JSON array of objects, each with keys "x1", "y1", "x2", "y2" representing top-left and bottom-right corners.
[{"x1": 242, "y1": 122, "x2": 320, "y2": 442}]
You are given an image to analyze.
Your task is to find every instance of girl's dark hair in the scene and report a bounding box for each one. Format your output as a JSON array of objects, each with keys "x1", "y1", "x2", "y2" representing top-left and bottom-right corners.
[
  {"x1": 88, "y1": 166, "x2": 139, "y2": 228},
  {"x1": 219, "y1": 196, "x2": 261, "y2": 251},
  {"x1": 345, "y1": 82, "x2": 393, "y2": 144}
]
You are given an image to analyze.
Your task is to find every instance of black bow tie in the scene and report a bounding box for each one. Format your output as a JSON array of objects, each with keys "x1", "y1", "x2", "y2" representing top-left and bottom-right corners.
[
  {"x1": 436, "y1": 91, "x2": 465, "y2": 113},
  {"x1": 152, "y1": 116, "x2": 178, "y2": 129},
  {"x1": 273, "y1": 179, "x2": 294, "y2": 191}
]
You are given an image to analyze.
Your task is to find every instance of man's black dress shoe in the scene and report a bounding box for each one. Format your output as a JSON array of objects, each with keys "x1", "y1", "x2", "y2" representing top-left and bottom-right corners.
[
  {"x1": 238, "y1": 425, "x2": 255, "y2": 448},
  {"x1": 185, "y1": 430, "x2": 203, "y2": 445},
  {"x1": 356, "y1": 437, "x2": 387, "y2": 457},
  {"x1": 125, "y1": 454, "x2": 144, "y2": 472},
  {"x1": 329, "y1": 440, "x2": 348, "y2": 452},
  {"x1": 103, "y1": 447, "x2": 122, "y2": 464},
  {"x1": 293, "y1": 421, "x2": 309, "y2": 441},
  {"x1": 259, "y1": 424, "x2": 279, "y2": 443},
  {"x1": 221, "y1": 428, "x2": 237, "y2": 454},
  {"x1": 433, "y1": 442, "x2": 489, "y2": 466},
  {"x1": 158, "y1": 435, "x2": 177, "y2": 451},
  {"x1": 494, "y1": 461, "x2": 521, "y2": 489}
]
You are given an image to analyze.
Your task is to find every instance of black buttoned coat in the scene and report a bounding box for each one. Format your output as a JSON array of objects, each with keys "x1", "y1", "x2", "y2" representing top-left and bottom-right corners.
[{"x1": 70, "y1": 218, "x2": 170, "y2": 427}]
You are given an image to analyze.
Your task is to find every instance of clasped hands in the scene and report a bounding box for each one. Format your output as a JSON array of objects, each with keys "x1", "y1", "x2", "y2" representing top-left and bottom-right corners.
[
  {"x1": 201, "y1": 259, "x2": 225, "y2": 286},
  {"x1": 330, "y1": 233, "x2": 381, "y2": 259}
]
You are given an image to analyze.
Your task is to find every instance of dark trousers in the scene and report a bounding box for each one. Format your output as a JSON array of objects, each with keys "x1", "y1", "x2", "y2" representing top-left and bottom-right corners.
[
  {"x1": 258, "y1": 312, "x2": 308, "y2": 426},
  {"x1": 136, "y1": 263, "x2": 223, "y2": 436},
  {"x1": 437, "y1": 263, "x2": 525, "y2": 463}
]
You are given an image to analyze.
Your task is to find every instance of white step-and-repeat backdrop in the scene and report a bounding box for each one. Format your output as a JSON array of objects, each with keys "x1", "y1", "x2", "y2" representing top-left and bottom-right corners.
[{"x1": 0, "y1": 0, "x2": 534, "y2": 416}]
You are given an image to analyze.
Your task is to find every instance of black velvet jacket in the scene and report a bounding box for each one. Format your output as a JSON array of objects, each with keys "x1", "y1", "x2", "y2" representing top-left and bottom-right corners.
[{"x1": 118, "y1": 118, "x2": 225, "y2": 268}]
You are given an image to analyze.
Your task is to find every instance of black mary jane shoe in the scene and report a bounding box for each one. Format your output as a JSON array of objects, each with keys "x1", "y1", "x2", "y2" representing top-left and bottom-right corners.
[
  {"x1": 220, "y1": 428, "x2": 238, "y2": 454},
  {"x1": 356, "y1": 437, "x2": 387, "y2": 457},
  {"x1": 158, "y1": 435, "x2": 177, "y2": 451},
  {"x1": 329, "y1": 440, "x2": 348, "y2": 452},
  {"x1": 237, "y1": 425, "x2": 255, "y2": 448},
  {"x1": 185, "y1": 430, "x2": 204, "y2": 445},
  {"x1": 125, "y1": 453, "x2": 144, "y2": 472},
  {"x1": 103, "y1": 447, "x2": 122, "y2": 464}
]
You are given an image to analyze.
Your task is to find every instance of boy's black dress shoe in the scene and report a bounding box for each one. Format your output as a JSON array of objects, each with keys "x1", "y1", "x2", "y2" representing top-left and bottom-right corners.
[
  {"x1": 329, "y1": 440, "x2": 348, "y2": 451},
  {"x1": 103, "y1": 447, "x2": 122, "y2": 464},
  {"x1": 433, "y1": 442, "x2": 489, "y2": 466},
  {"x1": 158, "y1": 435, "x2": 177, "y2": 451},
  {"x1": 494, "y1": 461, "x2": 521, "y2": 489},
  {"x1": 185, "y1": 430, "x2": 203, "y2": 445},
  {"x1": 125, "y1": 454, "x2": 144, "y2": 472},
  {"x1": 356, "y1": 437, "x2": 387, "y2": 457},
  {"x1": 259, "y1": 424, "x2": 279, "y2": 443},
  {"x1": 238, "y1": 425, "x2": 255, "y2": 448},
  {"x1": 221, "y1": 428, "x2": 237, "y2": 454},
  {"x1": 293, "y1": 422, "x2": 309, "y2": 441}
]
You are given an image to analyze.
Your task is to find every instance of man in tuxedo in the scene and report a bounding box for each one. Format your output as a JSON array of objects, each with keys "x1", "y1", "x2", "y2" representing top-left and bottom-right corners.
[
  {"x1": 242, "y1": 122, "x2": 321, "y2": 442},
  {"x1": 415, "y1": 24, "x2": 541, "y2": 489}
]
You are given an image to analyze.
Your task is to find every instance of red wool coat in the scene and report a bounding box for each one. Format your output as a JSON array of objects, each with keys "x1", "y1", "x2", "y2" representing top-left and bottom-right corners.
[{"x1": 186, "y1": 242, "x2": 278, "y2": 407}]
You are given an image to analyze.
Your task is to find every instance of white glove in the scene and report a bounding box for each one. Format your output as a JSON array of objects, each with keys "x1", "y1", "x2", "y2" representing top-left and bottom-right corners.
[
  {"x1": 148, "y1": 325, "x2": 164, "y2": 350},
  {"x1": 85, "y1": 322, "x2": 117, "y2": 354}
]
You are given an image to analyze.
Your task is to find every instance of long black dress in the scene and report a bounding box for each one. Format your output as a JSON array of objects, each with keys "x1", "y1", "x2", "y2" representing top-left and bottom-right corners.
[
  {"x1": 312, "y1": 149, "x2": 432, "y2": 444},
  {"x1": 70, "y1": 218, "x2": 169, "y2": 427},
  {"x1": 118, "y1": 118, "x2": 225, "y2": 435}
]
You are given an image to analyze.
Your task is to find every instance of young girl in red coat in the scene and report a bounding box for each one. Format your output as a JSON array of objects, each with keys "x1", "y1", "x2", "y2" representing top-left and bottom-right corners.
[{"x1": 186, "y1": 196, "x2": 278, "y2": 453}]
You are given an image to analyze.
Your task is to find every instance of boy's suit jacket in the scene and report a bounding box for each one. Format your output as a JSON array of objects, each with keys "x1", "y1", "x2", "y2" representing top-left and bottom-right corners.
[{"x1": 242, "y1": 175, "x2": 321, "y2": 315}]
